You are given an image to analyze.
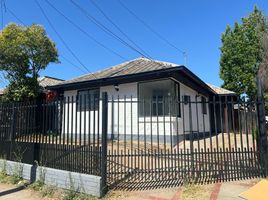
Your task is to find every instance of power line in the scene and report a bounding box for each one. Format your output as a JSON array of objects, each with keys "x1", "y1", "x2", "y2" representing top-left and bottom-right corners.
[
  {"x1": 61, "y1": 55, "x2": 88, "y2": 74},
  {"x1": 35, "y1": 0, "x2": 97, "y2": 79},
  {"x1": 70, "y1": 0, "x2": 152, "y2": 59},
  {"x1": 44, "y1": 0, "x2": 126, "y2": 61},
  {"x1": 0, "y1": 0, "x2": 3, "y2": 29},
  {"x1": 0, "y1": 0, "x2": 6, "y2": 29},
  {"x1": 6, "y1": 6, "x2": 24, "y2": 25},
  {"x1": 89, "y1": 0, "x2": 151, "y2": 59},
  {"x1": 117, "y1": 0, "x2": 187, "y2": 64},
  {"x1": 5, "y1": 6, "x2": 95, "y2": 74}
]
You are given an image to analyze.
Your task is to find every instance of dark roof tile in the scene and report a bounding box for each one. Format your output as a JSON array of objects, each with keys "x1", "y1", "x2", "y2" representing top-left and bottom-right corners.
[{"x1": 55, "y1": 58, "x2": 179, "y2": 86}]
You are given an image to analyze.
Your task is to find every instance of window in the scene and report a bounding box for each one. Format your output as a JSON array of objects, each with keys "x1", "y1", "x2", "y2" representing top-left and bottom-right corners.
[
  {"x1": 139, "y1": 79, "x2": 179, "y2": 117},
  {"x1": 77, "y1": 89, "x2": 99, "y2": 111},
  {"x1": 152, "y1": 90, "x2": 165, "y2": 116},
  {"x1": 183, "y1": 95, "x2": 191, "y2": 105},
  {"x1": 201, "y1": 96, "x2": 207, "y2": 114}
]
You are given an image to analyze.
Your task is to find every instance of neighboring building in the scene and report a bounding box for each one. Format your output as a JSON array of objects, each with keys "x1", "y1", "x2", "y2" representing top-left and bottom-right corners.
[
  {"x1": 0, "y1": 76, "x2": 64, "y2": 97},
  {"x1": 48, "y1": 58, "x2": 236, "y2": 143},
  {"x1": 0, "y1": 88, "x2": 4, "y2": 96},
  {"x1": 38, "y1": 76, "x2": 64, "y2": 91},
  {"x1": 206, "y1": 83, "x2": 236, "y2": 96}
]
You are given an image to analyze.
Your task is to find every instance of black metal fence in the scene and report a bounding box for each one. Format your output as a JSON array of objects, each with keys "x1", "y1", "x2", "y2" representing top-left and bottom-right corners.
[
  {"x1": 0, "y1": 92, "x2": 267, "y2": 192},
  {"x1": 0, "y1": 95, "x2": 104, "y2": 177},
  {"x1": 105, "y1": 95, "x2": 265, "y2": 189}
]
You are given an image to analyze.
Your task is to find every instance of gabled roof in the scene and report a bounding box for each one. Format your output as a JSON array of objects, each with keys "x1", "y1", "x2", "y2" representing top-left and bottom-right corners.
[
  {"x1": 38, "y1": 76, "x2": 64, "y2": 88},
  {"x1": 55, "y1": 57, "x2": 179, "y2": 86},
  {"x1": 206, "y1": 83, "x2": 236, "y2": 95}
]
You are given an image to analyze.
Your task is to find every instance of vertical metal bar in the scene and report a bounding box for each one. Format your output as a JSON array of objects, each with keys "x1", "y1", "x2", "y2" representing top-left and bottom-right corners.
[
  {"x1": 87, "y1": 93, "x2": 91, "y2": 173},
  {"x1": 150, "y1": 97, "x2": 153, "y2": 178},
  {"x1": 124, "y1": 95, "x2": 127, "y2": 178},
  {"x1": 143, "y1": 98, "x2": 146, "y2": 179},
  {"x1": 117, "y1": 95, "x2": 120, "y2": 179},
  {"x1": 130, "y1": 96, "x2": 133, "y2": 170},
  {"x1": 163, "y1": 98, "x2": 166, "y2": 173},
  {"x1": 175, "y1": 98, "x2": 179, "y2": 178},
  {"x1": 156, "y1": 97, "x2": 160, "y2": 180},
  {"x1": 182, "y1": 97, "x2": 186, "y2": 178},
  {"x1": 101, "y1": 92, "x2": 108, "y2": 196},
  {"x1": 93, "y1": 93, "x2": 96, "y2": 173},
  {"x1": 189, "y1": 98, "x2": 195, "y2": 178},
  {"x1": 83, "y1": 94, "x2": 87, "y2": 173},
  {"x1": 195, "y1": 96, "x2": 200, "y2": 173},
  {"x1": 9, "y1": 102, "x2": 16, "y2": 161},
  {"x1": 169, "y1": 98, "x2": 173, "y2": 178},
  {"x1": 219, "y1": 96, "x2": 227, "y2": 179},
  {"x1": 111, "y1": 96, "x2": 114, "y2": 173}
]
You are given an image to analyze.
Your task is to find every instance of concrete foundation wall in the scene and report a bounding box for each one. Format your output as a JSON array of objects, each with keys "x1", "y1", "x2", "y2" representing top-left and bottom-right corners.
[{"x1": 0, "y1": 159, "x2": 103, "y2": 198}]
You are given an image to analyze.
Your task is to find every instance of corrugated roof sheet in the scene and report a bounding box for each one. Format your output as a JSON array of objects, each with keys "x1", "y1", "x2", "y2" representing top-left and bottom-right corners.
[
  {"x1": 206, "y1": 83, "x2": 235, "y2": 95},
  {"x1": 56, "y1": 57, "x2": 180, "y2": 86},
  {"x1": 38, "y1": 76, "x2": 64, "y2": 88},
  {"x1": 0, "y1": 88, "x2": 4, "y2": 95}
]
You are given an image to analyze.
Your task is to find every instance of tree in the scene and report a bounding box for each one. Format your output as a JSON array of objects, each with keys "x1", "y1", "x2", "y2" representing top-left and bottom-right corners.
[
  {"x1": 0, "y1": 23, "x2": 59, "y2": 101},
  {"x1": 220, "y1": 6, "x2": 268, "y2": 99},
  {"x1": 258, "y1": 29, "x2": 268, "y2": 89},
  {"x1": 258, "y1": 28, "x2": 268, "y2": 110}
]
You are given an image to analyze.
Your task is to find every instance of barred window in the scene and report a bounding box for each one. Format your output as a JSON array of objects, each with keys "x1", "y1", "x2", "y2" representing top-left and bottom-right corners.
[
  {"x1": 77, "y1": 89, "x2": 99, "y2": 111},
  {"x1": 138, "y1": 79, "x2": 180, "y2": 117}
]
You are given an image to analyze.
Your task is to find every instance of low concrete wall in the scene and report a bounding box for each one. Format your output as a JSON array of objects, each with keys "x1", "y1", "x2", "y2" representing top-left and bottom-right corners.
[{"x1": 0, "y1": 159, "x2": 103, "y2": 198}]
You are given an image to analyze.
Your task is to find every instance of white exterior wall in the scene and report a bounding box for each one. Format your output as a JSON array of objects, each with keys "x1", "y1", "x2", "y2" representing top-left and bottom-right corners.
[
  {"x1": 180, "y1": 83, "x2": 210, "y2": 133},
  {"x1": 63, "y1": 90, "x2": 100, "y2": 140},
  {"x1": 63, "y1": 80, "x2": 210, "y2": 141}
]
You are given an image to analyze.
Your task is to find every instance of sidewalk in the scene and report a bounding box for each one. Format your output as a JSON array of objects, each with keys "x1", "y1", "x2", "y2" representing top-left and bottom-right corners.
[
  {"x1": 0, "y1": 179, "x2": 261, "y2": 200},
  {"x1": 105, "y1": 179, "x2": 260, "y2": 200},
  {"x1": 0, "y1": 184, "x2": 42, "y2": 200}
]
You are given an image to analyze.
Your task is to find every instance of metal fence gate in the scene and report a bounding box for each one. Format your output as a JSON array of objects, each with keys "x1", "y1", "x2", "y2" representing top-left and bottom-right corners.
[{"x1": 106, "y1": 95, "x2": 267, "y2": 190}]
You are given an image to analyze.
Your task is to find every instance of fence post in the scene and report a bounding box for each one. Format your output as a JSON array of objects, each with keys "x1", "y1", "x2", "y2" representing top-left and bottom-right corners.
[
  {"x1": 9, "y1": 102, "x2": 16, "y2": 160},
  {"x1": 101, "y1": 92, "x2": 108, "y2": 197},
  {"x1": 256, "y1": 76, "x2": 267, "y2": 172}
]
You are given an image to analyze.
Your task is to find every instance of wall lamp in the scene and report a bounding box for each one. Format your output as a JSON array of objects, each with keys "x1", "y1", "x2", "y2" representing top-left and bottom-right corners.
[{"x1": 114, "y1": 84, "x2": 119, "y2": 91}]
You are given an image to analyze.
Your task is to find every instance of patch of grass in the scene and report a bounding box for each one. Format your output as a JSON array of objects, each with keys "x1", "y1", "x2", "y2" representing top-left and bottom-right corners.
[
  {"x1": 29, "y1": 180, "x2": 56, "y2": 197},
  {"x1": 7, "y1": 175, "x2": 23, "y2": 184},
  {"x1": 0, "y1": 171, "x2": 8, "y2": 183},
  {"x1": 0, "y1": 171, "x2": 23, "y2": 185},
  {"x1": 29, "y1": 180, "x2": 45, "y2": 191},
  {"x1": 40, "y1": 185, "x2": 57, "y2": 197},
  {"x1": 60, "y1": 189, "x2": 96, "y2": 200},
  {"x1": 181, "y1": 183, "x2": 212, "y2": 200}
]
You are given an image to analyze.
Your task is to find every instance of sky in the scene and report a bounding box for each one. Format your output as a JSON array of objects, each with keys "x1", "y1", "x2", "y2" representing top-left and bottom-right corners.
[{"x1": 0, "y1": 0, "x2": 267, "y2": 88}]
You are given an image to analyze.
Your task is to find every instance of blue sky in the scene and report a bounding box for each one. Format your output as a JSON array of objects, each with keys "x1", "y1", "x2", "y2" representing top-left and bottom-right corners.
[{"x1": 0, "y1": 0, "x2": 267, "y2": 88}]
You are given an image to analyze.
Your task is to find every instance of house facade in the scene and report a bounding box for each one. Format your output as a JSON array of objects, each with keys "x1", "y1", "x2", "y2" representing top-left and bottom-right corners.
[{"x1": 49, "y1": 58, "x2": 235, "y2": 144}]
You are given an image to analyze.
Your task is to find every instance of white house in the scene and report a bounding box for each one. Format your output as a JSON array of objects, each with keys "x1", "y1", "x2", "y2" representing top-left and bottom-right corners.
[{"x1": 48, "y1": 58, "x2": 236, "y2": 145}]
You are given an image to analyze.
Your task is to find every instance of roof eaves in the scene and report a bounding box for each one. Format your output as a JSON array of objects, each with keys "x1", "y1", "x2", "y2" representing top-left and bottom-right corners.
[
  {"x1": 180, "y1": 66, "x2": 216, "y2": 95},
  {"x1": 47, "y1": 66, "x2": 183, "y2": 90}
]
